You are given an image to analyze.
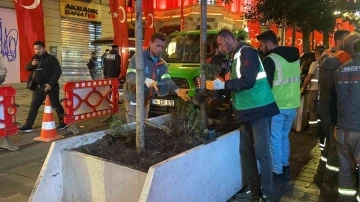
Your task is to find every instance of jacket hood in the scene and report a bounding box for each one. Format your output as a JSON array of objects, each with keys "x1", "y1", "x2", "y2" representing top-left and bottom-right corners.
[{"x1": 270, "y1": 46, "x2": 300, "y2": 63}]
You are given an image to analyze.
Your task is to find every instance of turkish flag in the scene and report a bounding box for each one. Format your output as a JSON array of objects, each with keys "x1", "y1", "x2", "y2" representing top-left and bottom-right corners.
[
  {"x1": 247, "y1": 21, "x2": 260, "y2": 48},
  {"x1": 14, "y1": 0, "x2": 45, "y2": 82},
  {"x1": 285, "y1": 28, "x2": 293, "y2": 46},
  {"x1": 143, "y1": 0, "x2": 155, "y2": 49},
  {"x1": 295, "y1": 31, "x2": 303, "y2": 55},
  {"x1": 180, "y1": 0, "x2": 185, "y2": 31},
  {"x1": 109, "y1": 0, "x2": 129, "y2": 79}
]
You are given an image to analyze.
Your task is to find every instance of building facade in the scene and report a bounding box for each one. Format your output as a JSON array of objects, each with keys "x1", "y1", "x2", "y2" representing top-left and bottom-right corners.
[{"x1": 0, "y1": 0, "x2": 247, "y2": 83}]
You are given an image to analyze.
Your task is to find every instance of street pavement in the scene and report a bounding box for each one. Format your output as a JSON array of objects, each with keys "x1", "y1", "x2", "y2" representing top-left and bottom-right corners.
[{"x1": 0, "y1": 84, "x2": 326, "y2": 202}]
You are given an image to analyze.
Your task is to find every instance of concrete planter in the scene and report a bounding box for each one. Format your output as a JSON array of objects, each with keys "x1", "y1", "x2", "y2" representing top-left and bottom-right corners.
[{"x1": 30, "y1": 115, "x2": 243, "y2": 202}]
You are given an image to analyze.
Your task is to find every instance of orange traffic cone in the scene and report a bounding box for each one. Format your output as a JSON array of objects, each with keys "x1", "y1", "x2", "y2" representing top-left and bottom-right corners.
[{"x1": 33, "y1": 95, "x2": 64, "y2": 142}]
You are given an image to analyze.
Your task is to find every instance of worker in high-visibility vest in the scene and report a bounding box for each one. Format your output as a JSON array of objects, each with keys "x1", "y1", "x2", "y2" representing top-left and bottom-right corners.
[
  {"x1": 301, "y1": 46, "x2": 326, "y2": 135},
  {"x1": 257, "y1": 30, "x2": 300, "y2": 189}
]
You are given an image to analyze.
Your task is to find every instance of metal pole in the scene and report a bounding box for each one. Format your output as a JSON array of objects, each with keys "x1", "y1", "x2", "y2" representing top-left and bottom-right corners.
[{"x1": 135, "y1": 0, "x2": 145, "y2": 152}]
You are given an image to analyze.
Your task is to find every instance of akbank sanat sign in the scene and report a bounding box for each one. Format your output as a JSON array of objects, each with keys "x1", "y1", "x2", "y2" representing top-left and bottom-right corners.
[{"x1": 60, "y1": 0, "x2": 102, "y2": 22}]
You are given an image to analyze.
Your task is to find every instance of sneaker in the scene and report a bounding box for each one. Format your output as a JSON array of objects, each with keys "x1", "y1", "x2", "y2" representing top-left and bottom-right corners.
[
  {"x1": 18, "y1": 125, "x2": 33, "y2": 133},
  {"x1": 57, "y1": 123, "x2": 68, "y2": 130},
  {"x1": 283, "y1": 166, "x2": 291, "y2": 182}
]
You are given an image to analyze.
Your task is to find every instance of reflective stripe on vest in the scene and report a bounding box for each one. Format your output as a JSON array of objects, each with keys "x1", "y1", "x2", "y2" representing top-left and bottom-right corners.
[
  {"x1": 161, "y1": 73, "x2": 171, "y2": 80},
  {"x1": 231, "y1": 45, "x2": 275, "y2": 110},
  {"x1": 357, "y1": 195, "x2": 360, "y2": 202},
  {"x1": 234, "y1": 47, "x2": 267, "y2": 80},
  {"x1": 269, "y1": 54, "x2": 301, "y2": 86},
  {"x1": 127, "y1": 68, "x2": 136, "y2": 74},
  {"x1": 326, "y1": 163, "x2": 339, "y2": 172},
  {"x1": 267, "y1": 53, "x2": 300, "y2": 109},
  {"x1": 338, "y1": 188, "x2": 357, "y2": 196}
]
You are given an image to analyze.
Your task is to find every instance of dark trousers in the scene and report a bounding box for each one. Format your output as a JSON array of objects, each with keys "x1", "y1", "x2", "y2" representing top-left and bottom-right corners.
[
  {"x1": 240, "y1": 118, "x2": 273, "y2": 197},
  {"x1": 25, "y1": 86, "x2": 65, "y2": 127},
  {"x1": 336, "y1": 128, "x2": 360, "y2": 202},
  {"x1": 89, "y1": 69, "x2": 96, "y2": 80},
  {"x1": 317, "y1": 101, "x2": 338, "y2": 187}
]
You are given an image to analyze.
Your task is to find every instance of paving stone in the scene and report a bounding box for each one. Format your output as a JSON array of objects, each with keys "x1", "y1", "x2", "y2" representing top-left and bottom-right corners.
[
  {"x1": 297, "y1": 176, "x2": 315, "y2": 183},
  {"x1": 299, "y1": 172, "x2": 315, "y2": 178},
  {"x1": 303, "y1": 193, "x2": 321, "y2": 201},
  {"x1": 303, "y1": 188, "x2": 320, "y2": 195}
]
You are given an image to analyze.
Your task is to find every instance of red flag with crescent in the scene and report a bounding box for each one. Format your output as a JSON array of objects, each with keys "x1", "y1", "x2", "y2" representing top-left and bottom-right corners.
[
  {"x1": 180, "y1": 0, "x2": 185, "y2": 31},
  {"x1": 295, "y1": 31, "x2": 303, "y2": 55},
  {"x1": 13, "y1": 0, "x2": 45, "y2": 82},
  {"x1": 109, "y1": 0, "x2": 129, "y2": 79},
  {"x1": 143, "y1": 0, "x2": 155, "y2": 49}
]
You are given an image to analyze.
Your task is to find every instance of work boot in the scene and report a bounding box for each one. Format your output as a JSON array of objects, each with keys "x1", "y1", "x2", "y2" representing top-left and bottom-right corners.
[
  {"x1": 313, "y1": 172, "x2": 323, "y2": 188},
  {"x1": 320, "y1": 183, "x2": 338, "y2": 201},
  {"x1": 18, "y1": 124, "x2": 33, "y2": 133}
]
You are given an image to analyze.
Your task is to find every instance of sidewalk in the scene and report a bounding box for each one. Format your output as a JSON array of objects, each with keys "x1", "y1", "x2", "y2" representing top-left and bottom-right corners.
[{"x1": 0, "y1": 84, "x2": 127, "y2": 202}]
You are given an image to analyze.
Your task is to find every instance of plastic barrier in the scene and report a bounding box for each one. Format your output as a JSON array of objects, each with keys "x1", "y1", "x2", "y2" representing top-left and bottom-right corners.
[
  {"x1": 0, "y1": 86, "x2": 18, "y2": 138},
  {"x1": 63, "y1": 79, "x2": 119, "y2": 125}
]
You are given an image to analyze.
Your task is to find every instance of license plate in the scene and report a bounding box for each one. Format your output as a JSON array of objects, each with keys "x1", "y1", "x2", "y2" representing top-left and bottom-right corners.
[{"x1": 152, "y1": 99, "x2": 175, "y2": 106}]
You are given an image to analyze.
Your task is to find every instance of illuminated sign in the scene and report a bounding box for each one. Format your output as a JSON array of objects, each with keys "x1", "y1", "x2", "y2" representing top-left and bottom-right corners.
[{"x1": 60, "y1": 0, "x2": 102, "y2": 22}]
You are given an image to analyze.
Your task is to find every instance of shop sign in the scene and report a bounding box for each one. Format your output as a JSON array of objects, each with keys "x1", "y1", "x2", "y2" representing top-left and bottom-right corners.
[{"x1": 60, "y1": 0, "x2": 102, "y2": 22}]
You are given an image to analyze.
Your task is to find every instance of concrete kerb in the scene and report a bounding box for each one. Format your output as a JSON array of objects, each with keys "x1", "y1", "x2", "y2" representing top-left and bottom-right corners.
[{"x1": 140, "y1": 129, "x2": 242, "y2": 202}]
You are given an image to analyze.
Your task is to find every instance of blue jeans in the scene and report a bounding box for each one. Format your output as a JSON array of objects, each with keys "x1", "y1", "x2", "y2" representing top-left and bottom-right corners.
[
  {"x1": 240, "y1": 118, "x2": 273, "y2": 196},
  {"x1": 270, "y1": 108, "x2": 297, "y2": 174}
]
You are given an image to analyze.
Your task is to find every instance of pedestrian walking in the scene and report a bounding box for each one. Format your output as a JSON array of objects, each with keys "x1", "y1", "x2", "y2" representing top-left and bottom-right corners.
[
  {"x1": 87, "y1": 51, "x2": 97, "y2": 80},
  {"x1": 18, "y1": 41, "x2": 67, "y2": 133}
]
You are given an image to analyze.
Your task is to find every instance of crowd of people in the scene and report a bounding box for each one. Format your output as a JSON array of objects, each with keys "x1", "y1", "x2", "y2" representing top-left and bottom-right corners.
[{"x1": 206, "y1": 29, "x2": 360, "y2": 202}]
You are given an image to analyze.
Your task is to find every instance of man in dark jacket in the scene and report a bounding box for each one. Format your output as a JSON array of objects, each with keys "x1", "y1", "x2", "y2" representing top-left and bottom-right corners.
[
  {"x1": 314, "y1": 30, "x2": 351, "y2": 198},
  {"x1": 334, "y1": 38, "x2": 360, "y2": 202},
  {"x1": 87, "y1": 51, "x2": 97, "y2": 80},
  {"x1": 19, "y1": 41, "x2": 66, "y2": 132},
  {"x1": 103, "y1": 45, "x2": 121, "y2": 79},
  {"x1": 206, "y1": 29, "x2": 279, "y2": 202},
  {"x1": 257, "y1": 30, "x2": 300, "y2": 189},
  {"x1": 123, "y1": 32, "x2": 190, "y2": 123}
]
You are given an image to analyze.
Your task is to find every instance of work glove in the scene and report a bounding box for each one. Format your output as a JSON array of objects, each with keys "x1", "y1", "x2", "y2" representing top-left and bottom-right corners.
[
  {"x1": 175, "y1": 89, "x2": 190, "y2": 101},
  {"x1": 145, "y1": 78, "x2": 158, "y2": 91},
  {"x1": 206, "y1": 79, "x2": 225, "y2": 90}
]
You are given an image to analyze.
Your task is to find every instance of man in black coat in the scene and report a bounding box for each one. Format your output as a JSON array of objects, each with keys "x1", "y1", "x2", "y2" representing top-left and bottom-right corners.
[
  {"x1": 103, "y1": 44, "x2": 121, "y2": 79},
  {"x1": 19, "y1": 41, "x2": 67, "y2": 132}
]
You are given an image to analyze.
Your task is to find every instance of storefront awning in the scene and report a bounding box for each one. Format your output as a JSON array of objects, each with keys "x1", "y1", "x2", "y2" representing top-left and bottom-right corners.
[{"x1": 91, "y1": 36, "x2": 136, "y2": 47}]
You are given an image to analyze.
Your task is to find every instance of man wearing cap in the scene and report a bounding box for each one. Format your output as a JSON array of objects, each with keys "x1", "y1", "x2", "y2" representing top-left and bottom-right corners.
[
  {"x1": 104, "y1": 45, "x2": 121, "y2": 79},
  {"x1": 123, "y1": 32, "x2": 190, "y2": 123}
]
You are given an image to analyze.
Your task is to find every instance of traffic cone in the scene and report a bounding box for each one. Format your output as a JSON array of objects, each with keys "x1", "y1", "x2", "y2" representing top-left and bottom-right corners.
[{"x1": 33, "y1": 95, "x2": 64, "y2": 142}]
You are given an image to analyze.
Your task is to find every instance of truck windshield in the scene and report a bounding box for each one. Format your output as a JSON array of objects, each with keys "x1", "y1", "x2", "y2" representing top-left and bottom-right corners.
[{"x1": 162, "y1": 34, "x2": 216, "y2": 63}]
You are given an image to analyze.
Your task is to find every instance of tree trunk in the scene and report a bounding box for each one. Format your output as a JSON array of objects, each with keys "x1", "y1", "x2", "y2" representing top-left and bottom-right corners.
[
  {"x1": 135, "y1": 0, "x2": 145, "y2": 152},
  {"x1": 200, "y1": 0, "x2": 207, "y2": 129},
  {"x1": 302, "y1": 27, "x2": 311, "y2": 53},
  {"x1": 291, "y1": 22, "x2": 296, "y2": 47},
  {"x1": 280, "y1": 14, "x2": 286, "y2": 46}
]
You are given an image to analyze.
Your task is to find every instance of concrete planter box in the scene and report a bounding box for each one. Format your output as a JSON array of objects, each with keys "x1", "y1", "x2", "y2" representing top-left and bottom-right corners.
[{"x1": 30, "y1": 115, "x2": 243, "y2": 202}]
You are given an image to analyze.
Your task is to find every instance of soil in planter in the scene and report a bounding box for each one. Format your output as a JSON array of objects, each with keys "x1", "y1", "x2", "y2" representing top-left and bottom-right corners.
[{"x1": 75, "y1": 123, "x2": 238, "y2": 172}]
